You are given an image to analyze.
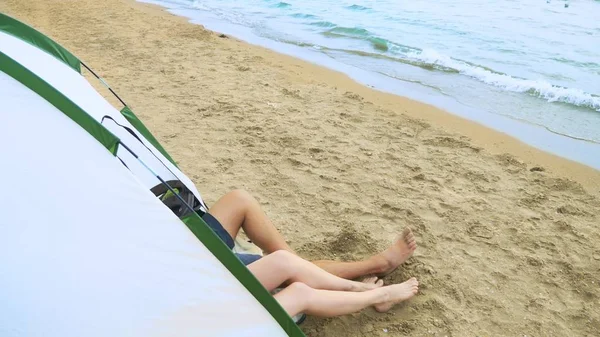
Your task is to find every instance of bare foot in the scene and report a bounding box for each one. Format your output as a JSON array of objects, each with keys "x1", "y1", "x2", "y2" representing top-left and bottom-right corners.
[
  {"x1": 374, "y1": 277, "x2": 419, "y2": 312},
  {"x1": 353, "y1": 276, "x2": 384, "y2": 291},
  {"x1": 362, "y1": 276, "x2": 384, "y2": 288},
  {"x1": 376, "y1": 227, "x2": 417, "y2": 276}
]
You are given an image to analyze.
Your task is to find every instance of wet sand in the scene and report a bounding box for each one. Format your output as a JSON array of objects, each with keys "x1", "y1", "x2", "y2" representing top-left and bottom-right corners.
[{"x1": 2, "y1": 0, "x2": 599, "y2": 336}]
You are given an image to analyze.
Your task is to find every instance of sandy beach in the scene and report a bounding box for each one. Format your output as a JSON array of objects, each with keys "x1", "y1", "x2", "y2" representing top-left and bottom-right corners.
[{"x1": 2, "y1": 0, "x2": 599, "y2": 336}]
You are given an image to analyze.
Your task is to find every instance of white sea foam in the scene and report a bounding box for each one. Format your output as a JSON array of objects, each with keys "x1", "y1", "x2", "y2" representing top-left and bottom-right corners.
[
  {"x1": 404, "y1": 48, "x2": 600, "y2": 111},
  {"x1": 190, "y1": 0, "x2": 210, "y2": 11}
]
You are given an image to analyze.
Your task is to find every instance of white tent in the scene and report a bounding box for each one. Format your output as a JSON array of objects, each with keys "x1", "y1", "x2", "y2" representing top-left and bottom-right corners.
[{"x1": 0, "y1": 13, "x2": 303, "y2": 337}]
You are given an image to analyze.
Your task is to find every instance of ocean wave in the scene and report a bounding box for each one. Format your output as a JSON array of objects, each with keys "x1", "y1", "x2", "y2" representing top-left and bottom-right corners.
[
  {"x1": 309, "y1": 21, "x2": 337, "y2": 28},
  {"x1": 550, "y1": 57, "x2": 600, "y2": 73},
  {"x1": 273, "y1": 2, "x2": 291, "y2": 8},
  {"x1": 404, "y1": 49, "x2": 600, "y2": 111},
  {"x1": 187, "y1": 0, "x2": 599, "y2": 112},
  {"x1": 321, "y1": 26, "x2": 394, "y2": 52},
  {"x1": 190, "y1": 0, "x2": 209, "y2": 10},
  {"x1": 324, "y1": 26, "x2": 371, "y2": 37},
  {"x1": 370, "y1": 37, "x2": 389, "y2": 52},
  {"x1": 345, "y1": 4, "x2": 371, "y2": 11},
  {"x1": 316, "y1": 42, "x2": 600, "y2": 111},
  {"x1": 290, "y1": 13, "x2": 319, "y2": 19}
]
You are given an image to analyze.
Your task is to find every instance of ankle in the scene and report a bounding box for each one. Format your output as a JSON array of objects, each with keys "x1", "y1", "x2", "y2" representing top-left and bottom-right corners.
[
  {"x1": 374, "y1": 286, "x2": 391, "y2": 304},
  {"x1": 370, "y1": 254, "x2": 393, "y2": 275},
  {"x1": 348, "y1": 282, "x2": 367, "y2": 292}
]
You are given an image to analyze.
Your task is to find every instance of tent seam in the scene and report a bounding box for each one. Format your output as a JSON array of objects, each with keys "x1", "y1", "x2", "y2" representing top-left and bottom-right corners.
[
  {"x1": 0, "y1": 13, "x2": 81, "y2": 72},
  {"x1": 0, "y1": 51, "x2": 119, "y2": 154}
]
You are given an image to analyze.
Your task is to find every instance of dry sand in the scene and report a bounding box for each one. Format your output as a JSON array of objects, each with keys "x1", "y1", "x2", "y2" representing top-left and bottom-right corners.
[{"x1": 2, "y1": 0, "x2": 600, "y2": 336}]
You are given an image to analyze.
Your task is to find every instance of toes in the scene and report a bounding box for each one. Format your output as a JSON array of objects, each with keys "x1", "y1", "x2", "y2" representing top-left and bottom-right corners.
[
  {"x1": 363, "y1": 276, "x2": 377, "y2": 284},
  {"x1": 402, "y1": 228, "x2": 413, "y2": 240},
  {"x1": 376, "y1": 279, "x2": 384, "y2": 287}
]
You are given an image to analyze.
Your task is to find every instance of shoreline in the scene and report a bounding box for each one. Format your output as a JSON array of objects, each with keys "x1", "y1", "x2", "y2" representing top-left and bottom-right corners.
[
  {"x1": 141, "y1": 0, "x2": 600, "y2": 172},
  {"x1": 3, "y1": 1, "x2": 600, "y2": 336},
  {"x1": 135, "y1": 0, "x2": 600, "y2": 195}
]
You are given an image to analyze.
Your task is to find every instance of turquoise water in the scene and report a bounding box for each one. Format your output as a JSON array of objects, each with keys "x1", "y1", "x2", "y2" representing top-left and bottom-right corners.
[{"x1": 140, "y1": 0, "x2": 600, "y2": 168}]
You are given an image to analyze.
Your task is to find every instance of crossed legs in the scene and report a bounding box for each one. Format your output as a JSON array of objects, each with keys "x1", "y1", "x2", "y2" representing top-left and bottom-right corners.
[
  {"x1": 207, "y1": 189, "x2": 417, "y2": 279},
  {"x1": 249, "y1": 250, "x2": 419, "y2": 317}
]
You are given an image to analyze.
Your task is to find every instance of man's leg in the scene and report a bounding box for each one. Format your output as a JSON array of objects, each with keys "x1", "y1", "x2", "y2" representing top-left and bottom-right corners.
[
  {"x1": 208, "y1": 189, "x2": 417, "y2": 279},
  {"x1": 208, "y1": 189, "x2": 293, "y2": 254},
  {"x1": 313, "y1": 227, "x2": 417, "y2": 279},
  {"x1": 312, "y1": 259, "x2": 388, "y2": 280}
]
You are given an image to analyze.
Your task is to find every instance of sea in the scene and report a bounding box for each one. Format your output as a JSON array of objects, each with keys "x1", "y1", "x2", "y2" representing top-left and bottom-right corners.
[{"x1": 139, "y1": 0, "x2": 600, "y2": 169}]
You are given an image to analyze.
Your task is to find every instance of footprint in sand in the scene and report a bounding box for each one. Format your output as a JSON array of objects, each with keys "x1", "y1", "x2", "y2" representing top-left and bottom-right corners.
[{"x1": 467, "y1": 224, "x2": 494, "y2": 240}]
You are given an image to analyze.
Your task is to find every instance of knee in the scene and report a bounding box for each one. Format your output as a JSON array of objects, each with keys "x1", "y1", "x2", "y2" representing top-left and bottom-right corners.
[
  {"x1": 286, "y1": 282, "x2": 313, "y2": 303},
  {"x1": 227, "y1": 189, "x2": 254, "y2": 207},
  {"x1": 270, "y1": 249, "x2": 296, "y2": 263},
  {"x1": 269, "y1": 250, "x2": 298, "y2": 272}
]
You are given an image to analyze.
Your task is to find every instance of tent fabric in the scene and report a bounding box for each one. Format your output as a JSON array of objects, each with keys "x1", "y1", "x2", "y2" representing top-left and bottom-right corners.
[
  {"x1": 180, "y1": 213, "x2": 302, "y2": 335},
  {"x1": 0, "y1": 13, "x2": 80, "y2": 72},
  {"x1": 0, "y1": 50, "x2": 120, "y2": 154},
  {"x1": 0, "y1": 30, "x2": 207, "y2": 213},
  {"x1": 120, "y1": 105, "x2": 179, "y2": 167},
  {"x1": 0, "y1": 71, "x2": 287, "y2": 336},
  {"x1": 0, "y1": 13, "x2": 305, "y2": 337}
]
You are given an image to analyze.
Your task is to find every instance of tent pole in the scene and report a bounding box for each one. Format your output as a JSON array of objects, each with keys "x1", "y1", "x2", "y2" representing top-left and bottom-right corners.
[
  {"x1": 101, "y1": 114, "x2": 208, "y2": 211},
  {"x1": 118, "y1": 141, "x2": 198, "y2": 216},
  {"x1": 81, "y1": 62, "x2": 128, "y2": 107}
]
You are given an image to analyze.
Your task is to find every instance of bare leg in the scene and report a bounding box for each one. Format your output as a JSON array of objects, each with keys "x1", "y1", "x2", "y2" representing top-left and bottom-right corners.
[
  {"x1": 208, "y1": 189, "x2": 293, "y2": 254},
  {"x1": 312, "y1": 259, "x2": 388, "y2": 280},
  {"x1": 248, "y1": 250, "x2": 383, "y2": 292},
  {"x1": 209, "y1": 189, "x2": 417, "y2": 279},
  {"x1": 274, "y1": 278, "x2": 419, "y2": 317},
  {"x1": 313, "y1": 227, "x2": 417, "y2": 279}
]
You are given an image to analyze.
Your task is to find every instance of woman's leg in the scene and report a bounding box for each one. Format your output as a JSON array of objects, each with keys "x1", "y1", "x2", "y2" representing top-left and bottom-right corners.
[
  {"x1": 248, "y1": 250, "x2": 382, "y2": 292},
  {"x1": 275, "y1": 278, "x2": 419, "y2": 317}
]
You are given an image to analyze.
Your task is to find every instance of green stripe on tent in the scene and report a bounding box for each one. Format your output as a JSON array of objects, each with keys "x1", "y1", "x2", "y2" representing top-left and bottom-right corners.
[
  {"x1": 0, "y1": 51, "x2": 119, "y2": 154},
  {"x1": 0, "y1": 13, "x2": 81, "y2": 73},
  {"x1": 181, "y1": 212, "x2": 306, "y2": 337},
  {"x1": 120, "y1": 106, "x2": 179, "y2": 167}
]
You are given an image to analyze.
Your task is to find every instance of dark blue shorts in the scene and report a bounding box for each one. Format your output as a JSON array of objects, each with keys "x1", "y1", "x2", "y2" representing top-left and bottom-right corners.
[{"x1": 201, "y1": 212, "x2": 262, "y2": 265}]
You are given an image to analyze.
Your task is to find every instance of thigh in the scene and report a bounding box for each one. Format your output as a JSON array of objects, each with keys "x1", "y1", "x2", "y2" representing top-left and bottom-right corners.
[
  {"x1": 201, "y1": 212, "x2": 235, "y2": 249},
  {"x1": 247, "y1": 253, "x2": 289, "y2": 292},
  {"x1": 206, "y1": 191, "x2": 247, "y2": 240}
]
